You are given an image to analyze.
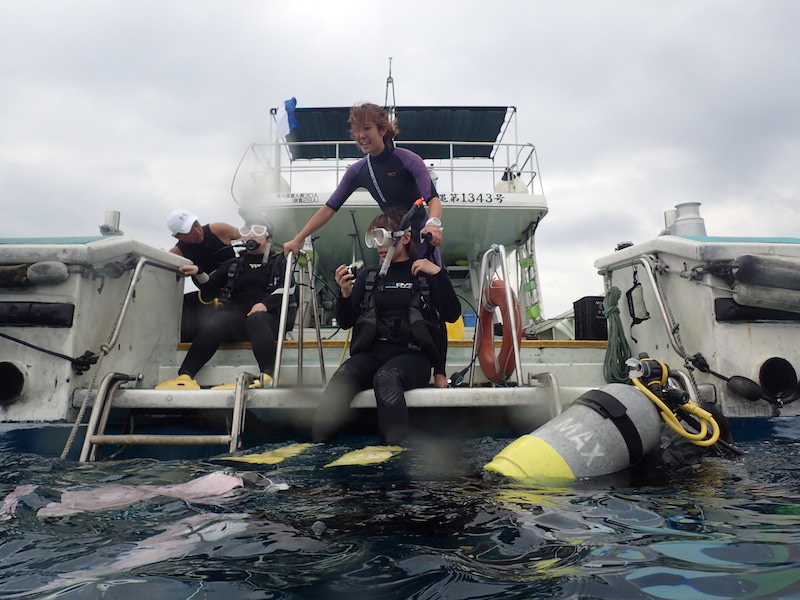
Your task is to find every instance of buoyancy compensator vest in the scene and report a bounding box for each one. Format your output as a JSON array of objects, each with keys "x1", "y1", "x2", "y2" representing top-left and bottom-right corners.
[{"x1": 350, "y1": 267, "x2": 441, "y2": 363}]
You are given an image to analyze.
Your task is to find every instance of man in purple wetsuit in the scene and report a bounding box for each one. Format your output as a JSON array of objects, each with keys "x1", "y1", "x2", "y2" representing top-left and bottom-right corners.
[{"x1": 283, "y1": 103, "x2": 447, "y2": 386}]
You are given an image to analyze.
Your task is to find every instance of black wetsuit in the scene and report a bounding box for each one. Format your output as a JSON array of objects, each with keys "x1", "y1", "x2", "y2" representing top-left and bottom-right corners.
[
  {"x1": 174, "y1": 224, "x2": 234, "y2": 274},
  {"x1": 327, "y1": 140, "x2": 449, "y2": 376},
  {"x1": 178, "y1": 251, "x2": 293, "y2": 378},
  {"x1": 312, "y1": 259, "x2": 460, "y2": 444}
]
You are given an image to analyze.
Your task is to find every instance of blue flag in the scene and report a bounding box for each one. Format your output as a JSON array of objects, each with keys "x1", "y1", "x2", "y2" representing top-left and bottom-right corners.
[{"x1": 277, "y1": 97, "x2": 300, "y2": 138}]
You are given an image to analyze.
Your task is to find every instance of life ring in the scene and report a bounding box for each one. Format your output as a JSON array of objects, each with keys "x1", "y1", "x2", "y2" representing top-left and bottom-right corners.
[{"x1": 477, "y1": 280, "x2": 522, "y2": 383}]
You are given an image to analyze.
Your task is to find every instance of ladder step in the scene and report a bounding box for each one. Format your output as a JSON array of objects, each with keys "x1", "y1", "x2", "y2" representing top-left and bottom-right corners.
[{"x1": 89, "y1": 434, "x2": 232, "y2": 446}]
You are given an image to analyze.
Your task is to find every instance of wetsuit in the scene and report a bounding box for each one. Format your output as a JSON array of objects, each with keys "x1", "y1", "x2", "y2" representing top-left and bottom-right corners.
[
  {"x1": 312, "y1": 259, "x2": 460, "y2": 444},
  {"x1": 174, "y1": 224, "x2": 235, "y2": 274},
  {"x1": 178, "y1": 251, "x2": 294, "y2": 378},
  {"x1": 326, "y1": 139, "x2": 439, "y2": 261},
  {"x1": 327, "y1": 139, "x2": 449, "y2": 376}
]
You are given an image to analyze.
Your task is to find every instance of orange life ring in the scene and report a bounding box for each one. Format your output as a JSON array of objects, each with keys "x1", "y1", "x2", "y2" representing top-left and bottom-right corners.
[{"x1": 477, "y1": 280, "x2": 522, "y2": 383}]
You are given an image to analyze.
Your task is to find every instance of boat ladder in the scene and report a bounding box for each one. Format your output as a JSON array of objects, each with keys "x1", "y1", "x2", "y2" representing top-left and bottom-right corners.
[{"x1": 78, "y1": 371, "x2": 254, "y2": 463}]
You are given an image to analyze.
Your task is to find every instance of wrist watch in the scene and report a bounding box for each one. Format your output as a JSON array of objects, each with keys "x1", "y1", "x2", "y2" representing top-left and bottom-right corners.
[{"x1": 425, "y1": 217, "x2": 443, "y2": 230}]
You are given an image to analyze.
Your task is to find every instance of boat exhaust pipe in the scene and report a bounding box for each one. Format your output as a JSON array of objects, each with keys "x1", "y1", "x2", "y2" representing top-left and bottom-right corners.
[
  {"x1": 0, "y1": 361, "x2": 27, "y2": 405},
  {"x1": 759, "y1": 357, "x2": 798, "y2": 404}
]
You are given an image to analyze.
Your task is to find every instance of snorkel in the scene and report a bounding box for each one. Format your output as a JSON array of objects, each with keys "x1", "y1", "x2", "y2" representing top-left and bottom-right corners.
[{"x1": 378, "y1": 198, "x2": 424, "y2": 277}]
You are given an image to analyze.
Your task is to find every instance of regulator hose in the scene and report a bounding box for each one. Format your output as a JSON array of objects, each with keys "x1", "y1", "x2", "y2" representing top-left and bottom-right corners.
[{"x1": 631, "y1": 374, "x2": 721, "y2": 447}]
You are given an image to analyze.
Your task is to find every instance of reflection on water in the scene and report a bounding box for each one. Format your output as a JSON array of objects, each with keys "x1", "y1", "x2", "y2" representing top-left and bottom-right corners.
[{"x1": 0, "y1": 422, "x2": 798, "y2": 599}]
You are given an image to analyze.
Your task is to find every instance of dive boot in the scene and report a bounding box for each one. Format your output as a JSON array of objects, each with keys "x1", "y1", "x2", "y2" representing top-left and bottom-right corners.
[{"x1": 155, "y1": 374, "x2": 201, "y2": 390}]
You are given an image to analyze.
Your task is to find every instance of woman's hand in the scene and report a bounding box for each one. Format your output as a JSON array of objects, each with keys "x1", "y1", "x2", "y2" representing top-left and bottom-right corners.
[
  {"x1": 178, "y1": 264, "x2": 199, "y2": 278},
  {"x1": 283, "y1": 237, "x2": 302, "y2": 257},
  {"x1": 335, "y1": 264, "x2": 356, "y2": 298},
  {"x1": 247, "y1": 302, "x2": 268, "y2": 316},
  {"x1": 411, "y1": 259, "x2": 441, "y2": 277},
  {"x1": 420, "y1": 225, "x2": 443, "y2": 247}
]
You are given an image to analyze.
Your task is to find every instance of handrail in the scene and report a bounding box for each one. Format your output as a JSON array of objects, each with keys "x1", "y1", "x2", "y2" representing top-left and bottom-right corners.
[
  {"x1": 271, "y1": 249, "x2": 327, "y2": 387},
  {"x1": 102, "y1": 257, "x2": 180, "y2": 354},
  {"x1": 295, "y1": 248, "x2": 327, "y2": 386},
  {"x1": 468, "y1": 244, "x2": 523, "y2": 387},
  {"x1": 271, "y1": 252, "x2": 295, "y2": 387},
  {"x1": 601, "y1": 254, "x2": 687, "y2": 359},
  {"x1": 240, "y1": 139, "x2": 544, "y2": 197},
  {"x1": 79, "y1": 372, "x2": 137, "y2": 462}
]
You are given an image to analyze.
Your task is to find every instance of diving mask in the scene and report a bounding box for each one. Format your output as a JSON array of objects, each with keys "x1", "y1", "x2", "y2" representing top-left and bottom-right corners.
[
  {"x1": 239, "y1": 224, "x2": 269, "y2": 237},
  {"x1": 364, "y1": 227, "x2": 407, "y2": 249}
]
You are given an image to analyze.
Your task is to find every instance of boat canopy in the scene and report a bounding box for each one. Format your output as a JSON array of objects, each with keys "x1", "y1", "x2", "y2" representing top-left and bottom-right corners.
[{"x1": 286, "y1": 106, "x2": 513, "y2": 161}]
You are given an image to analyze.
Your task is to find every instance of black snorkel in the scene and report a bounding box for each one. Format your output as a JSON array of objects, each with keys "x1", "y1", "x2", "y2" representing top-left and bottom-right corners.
[{"x1": 378, "y1": 198, "x2": 424, "y2": 277}]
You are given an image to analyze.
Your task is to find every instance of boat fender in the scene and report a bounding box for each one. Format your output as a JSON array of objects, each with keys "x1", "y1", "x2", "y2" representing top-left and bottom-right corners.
[
  {"x1": 477, "y1": 280, "x2": 522, "y2": 383},
  {"x1": 732, "y1": 281, "x2": 800, "y2": 314},
  {"x1": 733, "y1": 254, "x2": 800, "y2": 291},
  {"x1": 484, "y1": 383, "x2": 662, "y2": 483},
  {"x1": 26, "y1": 261, "x2": 69, "y2": 286}
]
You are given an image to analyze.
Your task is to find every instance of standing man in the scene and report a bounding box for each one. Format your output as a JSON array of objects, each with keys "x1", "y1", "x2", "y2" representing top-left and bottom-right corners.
[
  {"x1": 167, "y1": 208, "x2": 241, "y2": 342},
  {"x1": 167, "y1": 208, "x2": 239, "y2": 274}
]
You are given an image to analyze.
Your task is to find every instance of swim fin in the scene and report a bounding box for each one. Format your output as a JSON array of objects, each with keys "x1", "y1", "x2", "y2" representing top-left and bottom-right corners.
[
  {"x1": 324, "y1": 445, "x2": 405, "y2": 468},
  {"x1": 221, "y1": 443, "x2": 315, "y2": 464},
  {"x1": 210, "y1": 373, "x2": 273, "y2": 390},
  {"x1": 155, "y1": 374, "x2": 200, "y2": 390}
]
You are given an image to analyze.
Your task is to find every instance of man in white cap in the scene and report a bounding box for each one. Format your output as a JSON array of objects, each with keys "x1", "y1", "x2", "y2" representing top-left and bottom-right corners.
[{"x1": 167, "y1": 209, "x2": 239, "y2": 274}]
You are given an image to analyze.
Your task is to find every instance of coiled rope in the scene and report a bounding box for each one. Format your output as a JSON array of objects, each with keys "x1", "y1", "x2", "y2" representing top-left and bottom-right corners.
[{"x1": 603, "y1": 287, "x2": 632, "y2": 383}]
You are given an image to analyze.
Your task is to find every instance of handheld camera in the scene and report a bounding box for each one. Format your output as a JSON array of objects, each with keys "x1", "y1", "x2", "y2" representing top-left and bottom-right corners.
[{"x1": 345, "y1": 260, "x2": 364, "y2": 278}]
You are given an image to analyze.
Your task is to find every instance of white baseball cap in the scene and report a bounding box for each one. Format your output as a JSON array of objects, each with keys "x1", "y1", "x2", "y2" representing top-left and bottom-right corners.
[{"x1": 167, "y1": 209, "x2": 200, "y2": 235}]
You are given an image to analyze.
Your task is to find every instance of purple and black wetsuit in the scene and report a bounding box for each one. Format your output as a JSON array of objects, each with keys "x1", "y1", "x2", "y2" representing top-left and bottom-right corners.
[{"x1": 326, "y1": 140, "x2": 439, "y2": 260}]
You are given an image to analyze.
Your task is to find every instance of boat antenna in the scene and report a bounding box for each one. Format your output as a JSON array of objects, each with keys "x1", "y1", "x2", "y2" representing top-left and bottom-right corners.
[{"x1": 384, "y1": 57, "x2": 396, "y2": 122}]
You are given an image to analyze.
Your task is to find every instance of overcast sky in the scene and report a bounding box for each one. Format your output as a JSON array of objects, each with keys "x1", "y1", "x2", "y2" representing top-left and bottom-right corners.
[{"x1": 2, "y1": 1, "x2": 800, "y2": 316}]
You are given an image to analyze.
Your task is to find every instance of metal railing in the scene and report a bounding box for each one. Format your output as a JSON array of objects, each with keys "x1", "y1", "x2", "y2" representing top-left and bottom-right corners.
[
  {"x1": 234, "y1": 139, "x2": 543, "y2": 203},
  {"x1": 469, "y1": 244, "x2": 524, "y2": 387}
]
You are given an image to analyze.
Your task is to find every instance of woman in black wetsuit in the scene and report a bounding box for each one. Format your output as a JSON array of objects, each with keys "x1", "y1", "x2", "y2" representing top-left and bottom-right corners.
[
  {"x1": 156, "y1": 221, "x2": 295, "y2": 390},
  {"x1": 312, "y1": 210, "x2": 461, "y2": 445}
]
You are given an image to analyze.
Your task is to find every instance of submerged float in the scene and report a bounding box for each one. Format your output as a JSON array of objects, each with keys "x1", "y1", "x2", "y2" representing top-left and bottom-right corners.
[{"x1": 1, "y1": 98, "x2": 799, "y2": 472}]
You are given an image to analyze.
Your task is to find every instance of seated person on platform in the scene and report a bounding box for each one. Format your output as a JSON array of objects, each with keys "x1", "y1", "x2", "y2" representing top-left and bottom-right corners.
[
  {"x1": 157, "y1": 220, "x2": 295, "y2": 390},
  {"x1": 312, "y1": 209, "x2": 461, "y2": 445},
  {"x1": 167, "y1": 208, "x2": 239, "y2": 274}
]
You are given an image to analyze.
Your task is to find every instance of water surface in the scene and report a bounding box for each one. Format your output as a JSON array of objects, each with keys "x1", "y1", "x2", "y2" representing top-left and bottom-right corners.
[{"x1": 0, "y1": 420, "x2": 798, "y2": 599}]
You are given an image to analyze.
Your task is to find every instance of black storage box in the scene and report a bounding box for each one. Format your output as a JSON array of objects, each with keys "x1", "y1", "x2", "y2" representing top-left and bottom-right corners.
[{"x1": 574, "y1": 296, "x2": 608, "y2": 340}]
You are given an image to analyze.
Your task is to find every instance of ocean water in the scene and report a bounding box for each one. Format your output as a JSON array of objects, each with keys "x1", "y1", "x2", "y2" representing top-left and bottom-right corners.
[{"x1": 0, "y1": 419, "x2": 798, "y2": 600}]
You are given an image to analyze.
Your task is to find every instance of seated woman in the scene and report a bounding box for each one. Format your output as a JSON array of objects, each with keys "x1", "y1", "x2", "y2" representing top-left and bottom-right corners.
[
  {"x1": 156, "y1": 221, "x2": 295, "y2": 390},
  {"x1": 312, "y1": 209, "x2": 461, "y2": 445}
]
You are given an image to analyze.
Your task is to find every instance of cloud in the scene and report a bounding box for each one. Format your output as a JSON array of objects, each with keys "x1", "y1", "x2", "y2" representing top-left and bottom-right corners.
[{"x1": 2, "y1": 0, "x2": 800, "y2": 314}]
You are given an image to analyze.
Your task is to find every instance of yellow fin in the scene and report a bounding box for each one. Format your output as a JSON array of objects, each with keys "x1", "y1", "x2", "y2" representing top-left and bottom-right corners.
[
  {"x1": 221, "y1": 443, "x2": 314, "y2": 464},
  {"x1": 155, "y1": 374, "x2": 200, "y2": 390},
  {"x1": 324, "y1": 445, "x2": 405, "y2": 468}
]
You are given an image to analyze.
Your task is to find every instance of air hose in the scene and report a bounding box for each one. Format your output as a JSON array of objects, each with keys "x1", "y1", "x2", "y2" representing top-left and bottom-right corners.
[{"x1": 630, "y1": 357, "x2": 721, "y2": 447}]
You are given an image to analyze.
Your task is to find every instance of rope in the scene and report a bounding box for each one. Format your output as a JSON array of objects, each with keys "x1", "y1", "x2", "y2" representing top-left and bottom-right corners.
[
  {"x1": 0, "y1": 332, "x2": 98, "y2": 375},
  {"x1": 603, "y1": 287, "x2": 632, "y2": 383},
  {"x1": 60, "y1": 353, "x2": 106, "y2": 459}
]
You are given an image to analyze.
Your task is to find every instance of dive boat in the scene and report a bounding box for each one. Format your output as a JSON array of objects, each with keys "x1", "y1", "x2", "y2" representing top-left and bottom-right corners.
[{"x1": 1, "y1": 99, "x2": 798, "y2": 467}]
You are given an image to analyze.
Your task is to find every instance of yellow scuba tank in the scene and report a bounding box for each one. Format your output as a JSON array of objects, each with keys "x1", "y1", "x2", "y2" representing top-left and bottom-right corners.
[{"x1": 485, "y1": 383, "x2": 661, "y2": 483}]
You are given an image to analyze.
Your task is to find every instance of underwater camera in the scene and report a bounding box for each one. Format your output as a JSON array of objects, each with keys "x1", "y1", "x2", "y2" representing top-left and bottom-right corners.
[{"x1": 346, "y1": 261, "x2": 364, "y2": 278}]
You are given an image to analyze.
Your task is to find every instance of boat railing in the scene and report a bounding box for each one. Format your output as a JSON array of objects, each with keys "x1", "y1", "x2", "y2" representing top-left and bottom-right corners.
[
  {"x1": 271, "y1": 249, "x2": 327, "y2": 387},
  {"x1": 469, "y1": 244, "x2": 524, "y2": 387},
  {"x1": 237, "y1": 139, "x2": 543, "y2": 199},
  {"x1": 600, "y1": 254, "x2": 688, "y2": 360}
]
